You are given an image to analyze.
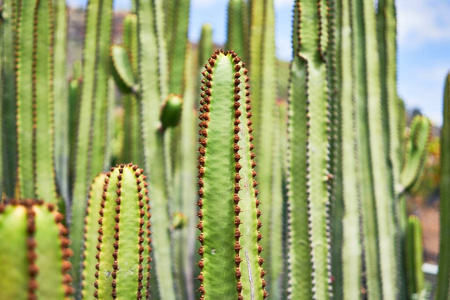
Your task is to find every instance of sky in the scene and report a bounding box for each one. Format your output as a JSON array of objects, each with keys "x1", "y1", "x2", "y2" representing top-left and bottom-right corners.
[{"x1": 68, "y1": 0, "x2": 450, "y2": 126}]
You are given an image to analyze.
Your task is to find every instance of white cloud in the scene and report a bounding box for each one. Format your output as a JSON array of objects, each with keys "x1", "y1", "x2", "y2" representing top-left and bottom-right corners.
[{"x1": 397, "y1": 0, "x2": 450, "y2": 48}]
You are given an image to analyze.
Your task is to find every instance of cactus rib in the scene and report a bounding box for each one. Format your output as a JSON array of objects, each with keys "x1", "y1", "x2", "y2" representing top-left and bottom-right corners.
[{"x1": 197, "y1": 50, "x2": 266, "y2": 299}]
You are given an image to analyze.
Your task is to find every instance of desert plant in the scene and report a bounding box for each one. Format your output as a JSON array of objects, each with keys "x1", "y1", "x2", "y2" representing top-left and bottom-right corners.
[
  {"x1": 437, "y1": 72, "x2": 450, "y2": 300},
  {"x1": 0, "y1": 199, "x2": 73, "y2": 299},
  {"x1": 81, "y1": 164, "x2": 151, "y2": 299},
  {"x1": 405, "y1": 216, "x2": 425, "y2": 297},
  {"x1": 196, "y1": 50, "x2": 266, "y2": 299}
]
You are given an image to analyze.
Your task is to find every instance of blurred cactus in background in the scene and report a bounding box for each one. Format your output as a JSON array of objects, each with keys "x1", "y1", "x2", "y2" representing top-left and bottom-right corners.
[{"x1": 0, "y1": 0, "x2": 445, "y2": 298}]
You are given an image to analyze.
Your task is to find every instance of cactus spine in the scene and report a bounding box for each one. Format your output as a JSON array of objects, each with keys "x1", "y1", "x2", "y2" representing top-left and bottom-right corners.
[
  {"x1": 197, "y1": 50, "x2": 266, "y2": 299},
  {"x1": 81, "y1": 164, "x2": 151, "y2": 299},
  {"x1": 71, "y1": 0, "x2": 113, "y2": 287},
  {"x1": 286, "y1": 0, "x2": 332, "y2": 299},
  {"x1": 0, "y1": 200, "x2": 73, "y2": 299},
  {"x1": 437, "y1": 72, "x2": 450, "y2": 300}
]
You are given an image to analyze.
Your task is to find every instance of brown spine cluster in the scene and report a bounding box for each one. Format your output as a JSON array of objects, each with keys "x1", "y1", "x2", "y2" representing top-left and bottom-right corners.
[{"x1": 26, "y1": 200, "x2": 39, "y2": 300}]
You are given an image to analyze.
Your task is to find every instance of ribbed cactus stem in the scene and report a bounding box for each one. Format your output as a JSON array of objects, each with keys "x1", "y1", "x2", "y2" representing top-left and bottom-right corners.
[
  {"x1": 286, "y1": 0, "x2": 332, "y2": 299},
  {"x1": 0, "y1": 200, "x2": 73, "y2": 299},
  {"x1": 53, "y1": 0, "x2": 69, "y2": 204},
  {"x1": 71, "y1": 0, "x2": 113, "y2": 288},
  {"x1": 137, "y1": 1, "x2": 176, "y2": 297},
  {"x1": 2, "y1": 0, "x2": 17, "y2": 198},
  {"x1": 405, "y1": 216, "x2": 425, "y2": 296},
  {"x1": 197, "y1": 50, "x2": 266, "y2": 299},
  {"x1": 351, "y1": 0, "x2": 382, "y2": 297},
  {"x1": 437, "y1": 72, "x2": 450, "y2": 300},
  {"x1": 81, "y1": 164, "x2": 151, "y2": 299},
  {"x1": 363, "y1": 0, "x2": 397, "y2": 297},
  {"x1": 340, "y1": 0, "x2": 362, "y2": 298},
  {"x1": 226, "y1": 0, "x2": 249, "y2": 63},
  {"x1": 15, "y1": 0, "x2": 58, "y2": 204}
]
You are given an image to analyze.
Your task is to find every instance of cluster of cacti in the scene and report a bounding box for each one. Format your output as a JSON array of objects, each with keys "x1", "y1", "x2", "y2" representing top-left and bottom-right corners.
[
  {"x1": 0, "y1": 200, "x2": 73, "y2": 299},
  {"x1": 0, "y1": 0, "x2": 446, "y2": 299}
]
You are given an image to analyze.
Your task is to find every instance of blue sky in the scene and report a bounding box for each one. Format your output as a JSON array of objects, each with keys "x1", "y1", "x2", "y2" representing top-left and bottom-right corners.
[{"x1": 68, "y1": 0, "x2": 450, "y2": 126}]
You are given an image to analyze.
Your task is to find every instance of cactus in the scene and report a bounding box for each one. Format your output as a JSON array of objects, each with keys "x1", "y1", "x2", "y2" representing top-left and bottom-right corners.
[
  {"x1": 197, "y1": 50, "x2": 266, "y2": 299},
  {"x1": 363, "y1": 0, "x2": 397, "y2": 297},
  {"x1": 80, "y1": 164, "x2": 151, "y2": 299},
  {"x1": 286, "y1": 1, "x2": 332, "y2": 299},
  {"x1": 1, "y1": 0, "x2": 17, "y2": 198},
  {"x1": 340, "y1": 0, "x2": 362, "y2": 298},
  {"x1": 167, "y1": 0, "x2": 190, "y2": 95},
  {"x1": 400, "y1": 116, "x2": 432, "y2": 192},
  {"x1": 405, "y1": 216, "x2": 425, "y2": 297},
  {"x1": 53, "y1": 0, "x2": 69, "y2": 204},
  {"x1": 0, "y1": 199, "x2": 73, "y2": 299},
  {"x1": 226, "y1": 0, "x2": 249, "y2": 63},
  {"x1": 70, "y1": 0, "x2": 113, "y2": 288},
  {"x1": 197, "y1": 24, "x2": 214, "y2": 95},
  {"x1": 137, "y1": 0, "x2": 177, "y2": 297},
  {"x1": 437, "y1": 72, "x2": 450, "y2": 300},
  {"x1": 249, "y1": 0, "x2": 277, "y2": 290},
  {"x1": 14, "y1": 0, "x2": 58, "y2": 204}
]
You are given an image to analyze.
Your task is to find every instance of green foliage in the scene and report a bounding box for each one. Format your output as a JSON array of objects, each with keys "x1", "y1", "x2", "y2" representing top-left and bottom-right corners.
[
  {"x1": 197, "y1": 50, "x2": 266, "y2": 299},
  {"x1": 160, "y1": 94, "x2": 183, "y2": 130},
  {"x1": 0, "y1": 200, "x2": 73, "y2": 299}
]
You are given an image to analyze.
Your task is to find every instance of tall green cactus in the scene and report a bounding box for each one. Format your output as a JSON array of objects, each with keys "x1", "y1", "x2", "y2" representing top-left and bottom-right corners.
[
  {"x1": 286, "y1": 1, "x2": 332, "y2": 299},
  {"x1": 405, "y1": 215, "x2": 425, "y2": 297},
  {"x1": 53, "y1": 0, "x2": 69, "y2": 204},
  {"x1": 81, "y1": 164, "x2": 151, "y2": 299},
  {"x1": 1, "y1": 0, "x2": 17, "y2": 198},
  {"x1": 15, "y1": 0, "x2": 58, "y2": 204},
  {"x1": 197, "y1": 24, "x2": 214, "y2": 95},
  {"x1": 71, "y1": 0, "x2": 113, "y2": 288},
  {"x1": 197, "y1": 50, "x2": 266, "y2": 299},
  {"x1": 226, "y1": 0, "x2": 249, "y2": 63},
  {"x1": 437, "y1": 72, "x2": 450, "y2": 300},
  {"x1": 363, "y1": 0, "x2": 397, "y2": 297},
  {"x1": 340, "y1": 0, "x2": 362, "y2": 298},
  {"x1": 0, "y1": 199, "x2": 73, "y2": 299},
  {"x1": 137, "y1": 0, "x2": 176, "y2": 298},
  {"x1": 249, "y1": 0, "x2": 277, "y2": 291}
]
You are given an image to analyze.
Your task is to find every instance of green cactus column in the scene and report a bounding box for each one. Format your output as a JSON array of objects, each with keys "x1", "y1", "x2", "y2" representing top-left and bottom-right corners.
[
  {"x1": 53, "y1": 0, "x2": 69, "y2": 204},
  {"x1": 363, "y1": 0, "x2": 397, "y2": 297},
  {"x1": 15, "y1": 0, "x2": 58, "y2": 204},
  {"x1": 405, "y1": 216, "x2": 425, "y2": 297},
  {"x1": 249, "y1": 0, "x2": 277, "y2": 291},
  {"x1": 351, "y1": 0, "x2": 382, "y2": 297},
  {"x1": 437, "y1": 72, "x2": 450, "y2": 300},
  {"x1": 286, "y1": 0, "x2": 332, "y2": 299},
  {"x1": 70, "y1": 0, "x2": 113, "y2": 289},
  {"x1": 81, "y1": 164, "x2": 151, "y2": 299},
  {"x1": 1, "y1": 0, "x2": 17, "y2": 198},
  {"x1": 226, "y1": 0, "x2": 249, "y2": 63},
  {"x1": 197, "y1": 24, "x2": 214, "y2": 95},
  {"x1": 197, "y1": 50, "x2": 266, "y2": 299},
  {"x1": 137, "y1": 0, "x2": 176, "y2": 298},
  {"x1": 0, "y1": 200, "x2": 73, "y2": 299},
  {"x1": 340, "y1": 0, "x2": 362, "y2": 298}
]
